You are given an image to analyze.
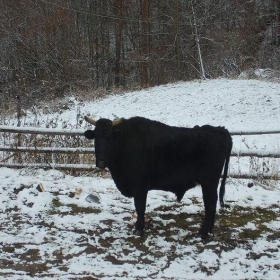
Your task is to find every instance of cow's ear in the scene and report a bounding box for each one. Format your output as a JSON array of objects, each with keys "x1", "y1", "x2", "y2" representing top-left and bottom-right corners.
[{"x1": 84, "y1": 130, "x2": 95, "y2": 139}]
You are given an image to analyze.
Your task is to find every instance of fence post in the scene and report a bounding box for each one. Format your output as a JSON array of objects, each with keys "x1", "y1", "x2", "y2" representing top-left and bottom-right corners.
[{"x1": 16, "y1": 95, "x2": 22, "y2": 163}]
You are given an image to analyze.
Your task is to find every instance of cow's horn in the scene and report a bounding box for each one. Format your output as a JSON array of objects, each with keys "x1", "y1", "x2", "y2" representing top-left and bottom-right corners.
[
  {"x1": 84, "y1": 116, "x2": 97, "y2": 126},
  {"x1": 112, "y1": 118, "x2": 124, "y2": 126}
]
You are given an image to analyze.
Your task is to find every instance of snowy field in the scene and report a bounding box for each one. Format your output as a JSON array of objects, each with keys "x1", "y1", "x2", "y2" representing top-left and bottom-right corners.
[{"x1": 1, "y1": 78, "x2": 280, "y2": 279}]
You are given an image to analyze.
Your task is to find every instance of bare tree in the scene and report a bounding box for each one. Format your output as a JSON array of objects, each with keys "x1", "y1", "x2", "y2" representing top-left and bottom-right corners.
[
  {"x1": 190, "y1": 0, "x2": 206, "y2": 79},
  {"x1": 1, "y1": 0, "x2": 280, "y2": 112},
  {"x1": 114, "y1": 0, "x2": 124, "y2": 87}
]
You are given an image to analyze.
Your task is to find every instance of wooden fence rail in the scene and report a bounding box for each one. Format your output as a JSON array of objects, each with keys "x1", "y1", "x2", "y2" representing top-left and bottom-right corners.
[
  {"x1": 0, "y1": 125, "x2": 84, "y2": 136},
  {"x1": 0, "y1": 146, "x2": 280, "y2": 158},
  {"x1": 0, "y1": 146, "x2": 95, "y2": 154},
  {"x1": 1, "y1": 125, "x2": 280, "y2": 136},
  {"x1": 0, "y1": 125, "x2": 280, "y2": 179}
]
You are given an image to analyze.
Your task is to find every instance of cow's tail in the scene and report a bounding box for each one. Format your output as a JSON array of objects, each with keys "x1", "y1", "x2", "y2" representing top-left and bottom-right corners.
[{"x1": 219, "y1": 136, "x2": 232, "y2": 208}]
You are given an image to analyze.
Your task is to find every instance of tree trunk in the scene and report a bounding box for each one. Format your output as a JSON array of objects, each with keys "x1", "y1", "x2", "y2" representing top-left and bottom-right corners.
[
  {"x1": 141, "y1": 0, "x2": 149, "y2": 87},
  {"x1": 191, "y1": 1, "x2": 206, "y2": 79},
  {"x1": 277, "y1": 2, "x2": 280, "y2": 46},
  {"x1": 175, "y1": 0, "x2": 181, "y2": 80},
  {"x1": 114, "y1": 0, "x2": 124, "y2": 87}
]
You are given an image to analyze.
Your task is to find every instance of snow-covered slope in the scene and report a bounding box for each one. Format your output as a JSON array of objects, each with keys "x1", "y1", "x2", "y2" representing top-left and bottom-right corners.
[
  {"x1": 71, "y1": 78, "x2": 279, "y2": 131},
  {"x1": 1, "y1": 78, "x2": 280, "y2": 279}
]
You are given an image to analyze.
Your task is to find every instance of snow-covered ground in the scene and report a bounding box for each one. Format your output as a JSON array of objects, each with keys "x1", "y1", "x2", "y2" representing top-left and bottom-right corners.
[{"x1": 1, "y1": 78, "x2": 280, "y2": 279}]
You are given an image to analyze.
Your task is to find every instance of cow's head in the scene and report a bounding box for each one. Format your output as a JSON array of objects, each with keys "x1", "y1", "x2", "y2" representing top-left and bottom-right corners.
[{"x1": 84, "y1": 116, "x2": 123, "y2": 169}]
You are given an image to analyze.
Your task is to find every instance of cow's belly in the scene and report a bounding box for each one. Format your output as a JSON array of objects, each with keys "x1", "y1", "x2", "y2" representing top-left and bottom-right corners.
[
  {"x1": 151, "y1": 169, "x2": 197, "y2": 192},
  {"x1": 111, "y1": 180, "x2": 133, "y2": 197},
  {"x1": 110, "y1": 164, "x2": 198, "y2": 198}
]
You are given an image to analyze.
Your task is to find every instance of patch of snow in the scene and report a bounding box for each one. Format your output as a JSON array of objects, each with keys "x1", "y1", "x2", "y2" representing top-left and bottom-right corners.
[{"x1": 1, "y1": 78, "x2": 280, "y2": 279}]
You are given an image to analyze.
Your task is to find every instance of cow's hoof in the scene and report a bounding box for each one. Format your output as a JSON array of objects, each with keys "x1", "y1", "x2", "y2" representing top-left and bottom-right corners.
[
  {"x1": 134, "y1": 229, "x2": 144, "y2": 236},
  {"x1": 201, "y1": 233, "x2": 209, "y2": 240},
  {"x1": 199, "y1": 229, "x2": 209, "y2": 239}
]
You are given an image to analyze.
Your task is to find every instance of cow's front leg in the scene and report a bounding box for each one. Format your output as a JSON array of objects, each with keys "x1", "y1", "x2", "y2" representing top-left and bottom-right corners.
[
  {"x1": 133, "y1": 190, "x2": 148, "y2": 235},
  {"x1": 200, "y1": 184, "x2": 218, "y2": 239}
]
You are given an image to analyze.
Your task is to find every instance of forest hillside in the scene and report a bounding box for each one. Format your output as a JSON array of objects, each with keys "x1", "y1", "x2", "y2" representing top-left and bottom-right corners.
[{"x1": 0, "y1": 0, "x2": 279, "y2": 112}]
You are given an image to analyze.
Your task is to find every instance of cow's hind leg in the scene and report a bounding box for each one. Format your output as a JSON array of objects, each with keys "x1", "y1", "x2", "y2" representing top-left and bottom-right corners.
[
  {"x1": 133, "y1": 190, "x2": 148, "y2": 235},
  {"x1": 200, "y1": 183, "x2": 218, "y2": 239}
]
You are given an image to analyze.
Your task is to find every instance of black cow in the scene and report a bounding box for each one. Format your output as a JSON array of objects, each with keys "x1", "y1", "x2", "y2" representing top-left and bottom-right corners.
[{"x1": 84, "y1": 116, "x2": 232, "y2": 239}]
